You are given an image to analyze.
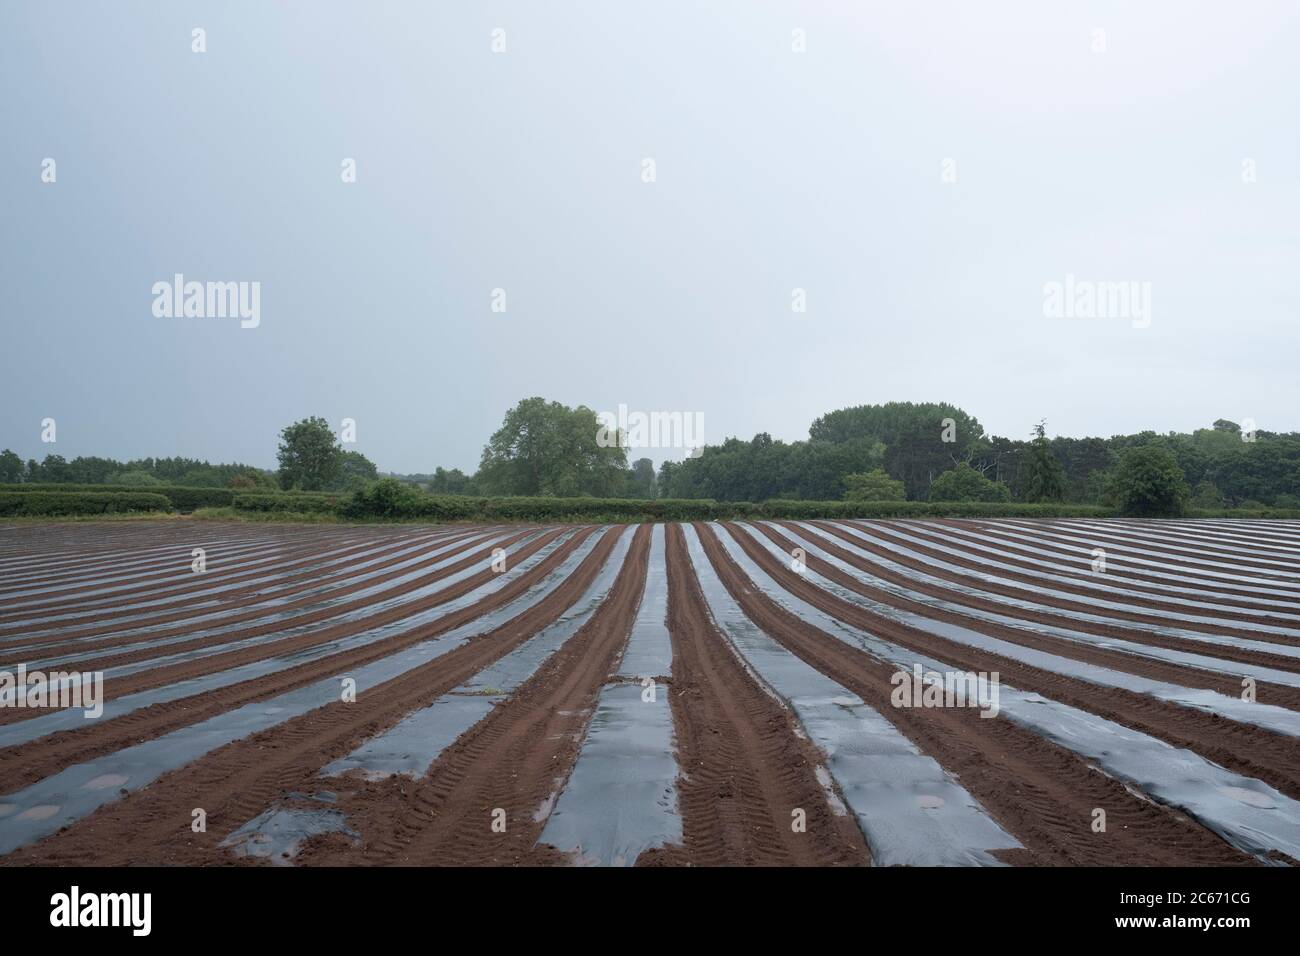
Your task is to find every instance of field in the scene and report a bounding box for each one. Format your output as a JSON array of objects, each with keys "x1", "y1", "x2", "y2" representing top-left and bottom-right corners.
[{"x1": 0, "y1": 517, "x2": 1297, "y2": 867}]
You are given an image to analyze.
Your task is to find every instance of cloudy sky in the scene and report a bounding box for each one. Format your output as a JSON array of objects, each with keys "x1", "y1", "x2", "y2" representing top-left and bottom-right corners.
[{"x1": 2, "y1": 1, "x2": 1297, "y2": 474}]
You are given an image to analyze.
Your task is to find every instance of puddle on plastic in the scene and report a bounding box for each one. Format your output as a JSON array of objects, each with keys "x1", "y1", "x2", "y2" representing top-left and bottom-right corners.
[{"x1": 220, "y1": 795, "x2": 357, "y2": 866}]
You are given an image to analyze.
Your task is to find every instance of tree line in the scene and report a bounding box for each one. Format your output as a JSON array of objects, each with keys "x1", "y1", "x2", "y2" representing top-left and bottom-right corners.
[
  {"x1": 5, "y1": 399, "x2": 1298, "y2": 517},
  {"x1": 0, "y1": 416, "x2": 379, "y2": 494},
  {"x1": 403, "y1": 398, "x2": 1297, "y2": 516},
  {"x1": 653, "y1": 403, "x2": 1299, "y2": 513}
]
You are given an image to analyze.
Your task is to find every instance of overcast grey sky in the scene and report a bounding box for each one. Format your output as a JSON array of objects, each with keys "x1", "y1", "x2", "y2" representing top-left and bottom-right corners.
[{"x1": 2, "y1": 1, "x2": 1297, "y2": 474}]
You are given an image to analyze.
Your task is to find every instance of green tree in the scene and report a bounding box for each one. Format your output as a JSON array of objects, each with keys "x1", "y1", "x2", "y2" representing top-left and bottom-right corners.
[
  {"x1": 477, "y1": 397, "x2": 628, "y2": 497},
  {"x1": 1021, "y1": 421, "x2": 1066, "y2": 502},
  {"x1": 929, "y1": 462, "x2": 1012, "y2": 502},
  {"x1": 656, "y1": 460, "x2": 680, "y2": 496},
  {"x1": 1204, "y1": 441, "x2": 1300, "y2": 506},
  {"x1": 1108, "y1": 446, "x2": 1190, "y2": 517},
  {"x1": 0, "y1": 449, "x2": 22, "y2": 484},
  {"x1": 38, "y1": 454, "x2": 72, "y2": 483},
  {"x1": 277, "y1": 417, "x2": 343, "y2": 491},
  {"x1": 428, "y1": 467, "x2": 478, "y2": 495},
  {"x1": 333, "y1": 450, "x2": 379, "y2": 492},
  {"x1": 1048, "y1": 436, "x2": 1114, "y2": 503},
  {"x1": 808, "y1": 401, "x2": 990, "y2": 499},
  {"x1": 630, "y1": 457, "x2": 657, "y2": 499},
  {"x1": 842, "y1": 468, "x2": 906, "y2": 501},
  {"x1": 67, "y1": 456, "x2": 119, "y2": 484},
  {"x1": 654, "y1": 433, "x2": 883, "y2": 501}
]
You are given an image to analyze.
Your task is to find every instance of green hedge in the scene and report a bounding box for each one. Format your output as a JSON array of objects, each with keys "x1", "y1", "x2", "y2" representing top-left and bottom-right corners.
[
  {"x1": 233, "y1": 493, "x2": 339, "y2": 513},
  {"x1": 0, "y1": 483, "x2": 350, "y2": 515},
  {"x1": 10, "y1": 482, "x2": 1296, "y2": 523},
  {"x1": 0, "y1": 483, "x2": 233, "y2": 512},
  {"x1": 474, "y1": 497, "x2": 739, "y2": 522},
  {"x1": 1187, "y1": 507, "x2": 1300, "y2": 519},
  {"x1": 338, "y1": 491, "x2": 750, "y2": 522},
  {"x1": 161, "y1": 487, "x2": 235, "y2": 511},
  {"x1": 0, "y1": 492, "x2": 172, "y2": 517},
  {"x1": 753, "y1": 500, "x2": 1114, "y2": 519},
  {"x1": 334, "y1": 489, "x2": 1116, "y2": 523}
]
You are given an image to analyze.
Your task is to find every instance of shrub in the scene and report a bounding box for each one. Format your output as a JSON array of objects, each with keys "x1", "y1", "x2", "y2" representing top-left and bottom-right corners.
[
  {"x1": 842, "y1": 469, "x2": 906, "y2": 502},
  {"x1": 928, "y1": 463, "x2": 1013, "y2": 502},
  {"x1": 339, "y1": 478, "x2": 428, "y2": 519}
]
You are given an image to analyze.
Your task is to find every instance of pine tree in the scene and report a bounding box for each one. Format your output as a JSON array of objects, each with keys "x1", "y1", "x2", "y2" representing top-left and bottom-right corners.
[{"x1": 1022, "y1": 421, "x2": 1066, "y2": 502}]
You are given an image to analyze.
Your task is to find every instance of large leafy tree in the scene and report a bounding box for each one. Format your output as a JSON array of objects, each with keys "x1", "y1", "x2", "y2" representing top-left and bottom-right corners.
[
  {"x1": 1108, "y1": 446, "x2": 1190, "y2": 517},
  {"x1": 476, "y1": 397, "x2": 628, "y2": 497},
  {"x1": 630, "y1": 458, "x2": 657, "y2": 499},
  {"x1": 656, "y1": 460, "x2": 680, "y2": 497},
  {"x1": 808, "y1": 401, "x2": 990, "y2": 499},
  {"x1": 1021, "y1": 421, "x2": 1066, "y2": 502},
  {"x1": 277, "y1": 416, "x2": 343, "y2": 491},
  {"x1": 929, "y1": 462, "x2": 1012, "y2": 502}
]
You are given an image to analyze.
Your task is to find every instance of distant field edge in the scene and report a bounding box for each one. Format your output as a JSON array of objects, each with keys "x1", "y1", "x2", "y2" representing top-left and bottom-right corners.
[{"x1": 4, "y1": 485, "x2": 1299, "y2": 523}]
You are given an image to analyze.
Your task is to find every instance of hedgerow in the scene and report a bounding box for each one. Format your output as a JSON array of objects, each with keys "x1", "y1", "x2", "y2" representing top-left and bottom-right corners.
[
  {"x1": 233, "y1": 493, "x2": 338, "y2": 513},
  {"x1": 12, "y1": 481, "x2": 1293, "y2": 523},
  {"x1": 0, "y1": 492, "x2": 172, "y2": 517},
  {"x1": 753, "y1": 500, "x2": 1113, "y2": 519},
  {"x1": 333, "y1": 483, "x2": 1116, "y2": 523},
  {"x1": 1187, "y1": 507, "x2": 1300, "y2": 519},
  {"x1": 159, "y1": 488, "x2": 236, "y2": 511},
  {"x1": 0, "y1": 484, "x2": 233, "y2": 512}
]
